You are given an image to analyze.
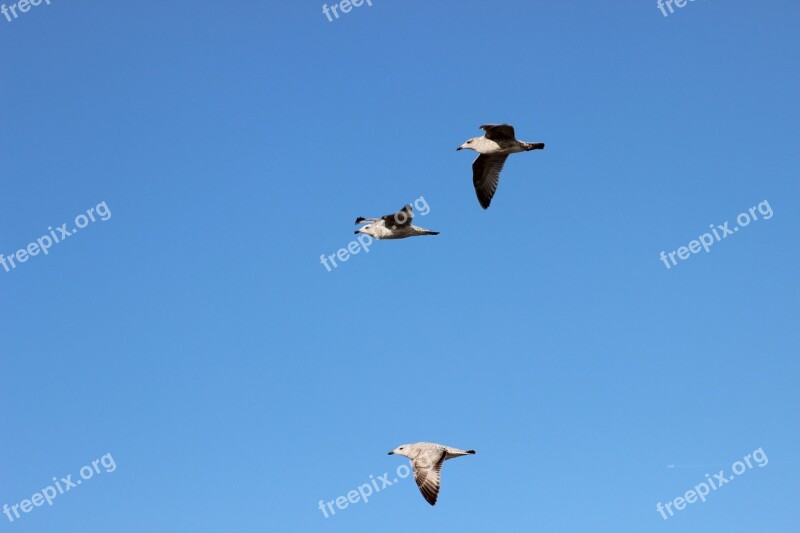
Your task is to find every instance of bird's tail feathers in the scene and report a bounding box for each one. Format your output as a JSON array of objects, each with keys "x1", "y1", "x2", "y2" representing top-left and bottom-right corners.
[
  {"x1": 451, "y1": 449, "x2": 475, "y2": 456},
  {"x1": 355, "y1": 217, "x2": 366, "y2": 224}
]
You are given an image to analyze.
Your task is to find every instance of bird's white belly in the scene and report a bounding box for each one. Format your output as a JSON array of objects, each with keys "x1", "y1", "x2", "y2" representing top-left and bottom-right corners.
[
  {"x1": 373, "y1": 226, "x2": 394, "y2": 239},
  {"x1": 476, "y1": 139, "x2": 503, "y2": 154},
  {"x1": 477, "y1": 139, "x2": 523, "y2": 155}
]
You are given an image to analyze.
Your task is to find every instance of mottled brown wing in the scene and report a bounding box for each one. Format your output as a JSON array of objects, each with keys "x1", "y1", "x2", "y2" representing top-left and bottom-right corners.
[
  {"x1": 472, "y1": 154, "x2": 508, "y2": 209},
  {"x1": 480, "y1": 124, "x2": 516, "y2": 141},
  {"x1": 381, "y1": 205, "x2": 413, "y2": 228},
  {"x1": 413, "y1": 449, "x2": 446, "y2": 506}
]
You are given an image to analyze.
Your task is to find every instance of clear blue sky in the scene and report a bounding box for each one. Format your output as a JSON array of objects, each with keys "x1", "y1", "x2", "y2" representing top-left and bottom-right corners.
[{"x1": 1, "y1": 1, "x2": 798, "y2": 531}]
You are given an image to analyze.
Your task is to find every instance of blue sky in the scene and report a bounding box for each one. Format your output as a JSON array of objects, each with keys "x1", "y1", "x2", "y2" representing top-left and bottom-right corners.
[{"x1": 1, "y1": 1, "x2": 798, "y2": 531}]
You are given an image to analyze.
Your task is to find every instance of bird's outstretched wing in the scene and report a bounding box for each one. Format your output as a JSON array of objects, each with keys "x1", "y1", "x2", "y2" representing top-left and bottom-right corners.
[
  {"x1": 480, "y1": 124, "x2": 516, "y2": 141},
  {"x1": 412, "y1": 448, "x2": 446, "y2": 506},
  {"x1": 381, "y1": 205, "x2": 414, "y2": 229},
  {"x1": 472, "y1": 154, "x2": 509, "y2": 209}
]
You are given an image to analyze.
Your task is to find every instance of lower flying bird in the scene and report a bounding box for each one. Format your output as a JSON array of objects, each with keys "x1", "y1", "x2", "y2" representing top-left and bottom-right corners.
[
  {"x1": 354, "y1": 205, "x2": 439, "y2": 239},
  {"x1": 457, "y1": 124, "x2": 545, "y2": 209},
  {"x1": 388, "y1": 442, "x2": 475, "y2": 506}
]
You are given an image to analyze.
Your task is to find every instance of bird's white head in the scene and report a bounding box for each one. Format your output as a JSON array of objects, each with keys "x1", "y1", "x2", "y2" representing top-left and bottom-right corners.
[
  {"x1": 354, "y1": 225, "x2": 378, "y2": 238},
  {"x1": 388, "y1": 444, "x2": 413, "y2": 458},
  {"x1": 457, "y1": 137, "x2": 478, "y2": 152}
]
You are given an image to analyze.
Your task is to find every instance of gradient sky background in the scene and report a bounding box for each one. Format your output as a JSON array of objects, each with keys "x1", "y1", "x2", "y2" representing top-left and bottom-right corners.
[{"x1": 1, "y1": 1, "x2": 798, "y2": 532}]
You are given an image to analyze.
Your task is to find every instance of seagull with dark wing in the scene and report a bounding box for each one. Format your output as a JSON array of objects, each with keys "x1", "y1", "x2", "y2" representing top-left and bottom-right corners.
[
  {"x1": 354, "y1": 204, "x2": 439, "y2": 239},
  {"x1": 388, "y1": 442, "x2": 475, "y2": 506},
  {"x1": 457, "y1": 124, "x2": 545, "y2": 209}
]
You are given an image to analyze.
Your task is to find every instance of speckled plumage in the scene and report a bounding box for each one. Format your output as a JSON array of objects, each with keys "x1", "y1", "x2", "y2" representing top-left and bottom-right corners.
[
  {"x1": 458, "y1": 124, "x2": 545, "y2": 209},
  {"x1": 388, "y1": 442, "x2": 476, "y2": 506},
  {"x1": 354, "y1": 205, "x2": 439, "y2": 239}
]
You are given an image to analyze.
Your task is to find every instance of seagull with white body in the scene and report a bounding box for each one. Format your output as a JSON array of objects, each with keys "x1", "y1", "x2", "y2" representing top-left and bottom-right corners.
[
  {"x1": 354, "y1": 205, "x2": 439, "y2": 239},
  {"x1": 457, "y1": 124, "x2": 545, "y2": 209},
  {"x1": 388, "y1": 442, "x2": 475, "y2": 506}
]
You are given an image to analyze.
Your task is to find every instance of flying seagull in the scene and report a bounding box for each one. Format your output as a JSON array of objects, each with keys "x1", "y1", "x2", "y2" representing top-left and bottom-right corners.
[
  {"x1": 388, "y1": 442, "x2": 475, "y2": 506},
  {"x1": 354, "y1": 205, "x2": 439, "y2": 239},
  {"x1": 457, "y1": 124, "x2": 545, "y2": 209}
]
